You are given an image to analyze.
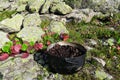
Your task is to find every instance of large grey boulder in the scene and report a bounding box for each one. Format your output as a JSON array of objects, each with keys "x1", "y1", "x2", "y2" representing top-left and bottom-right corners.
[
  {"x1": 0, "y1": 14, "x2": 24, "y2": 33},
  {"x1": 9, "y1": 0, "x2": 28, "y2": 11},
  {"x1": 64, "y1": 0, "x2": 82, "y2": 9},
  {"x1": 18, "y1": 0, "x2": 29, "y2": 3},
  {"x1": 66, "y1": 8, "x2": 102, "y2": 23},
  {"x1": 0, "y1": 0, "x2": 11, "y2": 11},
  {"x1": 0, "y1": 31, "x2": 10, "y2": 48},
  {"x1": 41, "y1": 0, "x2": 51, "y2": 13},
  {"x1": 17, "y1": 4, "x2": 27, "y2": 12},
  {"x1": 17, "y1": 27, "x2": 45, "y2": 42},
  {"x1": 0, "y1": 55, "x2": 40, "y2": 80},
  {"x1": 81, "y1": 0, "x2": 120, "y2": 13},
  {"x1": 23, "y1": 13, "x2": 41, "y2": 27},
  {"x1": 48, "y1": 20, "x2": 69, "y2": 34},
  {"x1": 27, "y1": 0, "x2": 45, "y2": 12},
  {"x1": 50, "y1": 2, "x2": 72, "y2": 15}
]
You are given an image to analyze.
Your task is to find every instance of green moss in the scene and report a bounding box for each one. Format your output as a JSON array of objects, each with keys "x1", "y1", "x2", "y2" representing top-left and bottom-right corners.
[
  {"x1": 112, "y1": 13, "x2": 120, "y2": 21},
  {"x1": 66, "y1": 20, "x2": 119, "y2": 45},
  {"x1": 40, "y1": 19, "x2": 50, "y2": 28},
  {"x1": 0, "y1": 10, "x2": 17, "y2": 21}
]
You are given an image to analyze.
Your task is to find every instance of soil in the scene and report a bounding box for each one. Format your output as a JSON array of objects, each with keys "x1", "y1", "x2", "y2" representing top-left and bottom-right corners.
[{"x1": 46, "y1": 44, "x2": 83, "y2": 58}]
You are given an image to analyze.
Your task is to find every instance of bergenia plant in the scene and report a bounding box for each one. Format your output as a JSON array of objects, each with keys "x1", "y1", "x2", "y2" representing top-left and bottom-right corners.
[
  {"x1": 0, "y1": 37, "x2": 43, "y2": 61},
  {"x1": 0, "y1": 31, "x2": 70, "y2": 61}
]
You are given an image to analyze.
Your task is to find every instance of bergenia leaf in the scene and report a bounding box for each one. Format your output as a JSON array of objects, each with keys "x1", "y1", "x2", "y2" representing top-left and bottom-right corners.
[
  {"x1": 52, "y1": 33, "x2": 59, "y2": 39},
  {"x1": 34, "y1": 43, "x2": 43, "y2": 50},
  {"x1": 14, "y1": 37, "x2": 23, "y2": 44},
  {"x1": 2, "y1": 45, "x2": 11, "y2": 53},
  {"x1": 11, "y1": 44, "x2": 21, "y2": 54},
  {"x1": 6, "y1": 41, "x2": 13, "y2": 46},
  {"x1": 29, "y1": 41, "x2": 35, "y2": 46},
  {"x1": 2, "y1": 41, "x2": 13, "y2": 53},
  {"x1": 21, "y1": 44, "x2": 28, "y2": 51}
]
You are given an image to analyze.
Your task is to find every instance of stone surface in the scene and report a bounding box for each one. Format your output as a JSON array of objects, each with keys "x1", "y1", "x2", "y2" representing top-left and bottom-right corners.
[
  {"x1": 81, "y1": 0, "x2": 120, "y2": 13},
  {"x1": 40, "y1": 14, "x2": 67, "y2": 23},
  {"x1": 23, "y1": 13, "x2": 41, "y2": 27},
  {"x1": 92, "y1": 57, "x2": 106, "y2": 66},
  {"x1": 17, "y1": 4, "x2": 27, "y2": 12},
  {"x1": 64, "y1": 0, "x2": 82, "y2": 8},
  {"x1": 18, "y1": 0, "x2": 29, "y2": 4},
  {"x1": 50, "y1": 2, "x2": 72, "y2": 15},
  {"x1": 66, "y1": 8, "x2": 102, "y2": 23},
  {"x1": 41, "y1": 0, "x2": 51, "y2": 13},
  {"x1": 0, "y1": 14, "x2": 24, "y2": 33},
  {"x1": 95, "y1": 70, "x2": 113, "y2": 80},
  {"x1": 106, "y1": 38, "x2": 116, "y2": 46},
  {"x1": 0, "y1": 55, "x2": 40, "y2": 80},
  {"x1": 0, "y1": 0, "x2": 10, "y2": 11},
  {"x1": 48, "y1": 20, "x2": 69, "y2": 34},
  {"x1": 27, "y1": 0, "x2": 45, "y2": 12},
  {"x1": 0, "y1": 31, "x2": 10, "y2": 48},
  {"x1": 17, "y1": 27, "x2": 45, "y2": 42}
]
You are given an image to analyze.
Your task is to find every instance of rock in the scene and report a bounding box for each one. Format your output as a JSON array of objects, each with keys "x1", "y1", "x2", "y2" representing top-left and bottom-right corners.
[
  {"x1": 23, "y1": 13, "x2": 41, "y2": 27},
  {"x1": 0, "y1": 55, "x2": 40, "y2": 80},
  {"x1": 17, "y1": 27, "x2": 45, "y2": 42},
  {"x1": 9, "y1": 0, "x2": 28, "y2": 11},
  {"x1": 89, "y1": 39, "x2": 97, "y2": 45},
  {"x1": 86, "y1": 39, "x2": 97, "y2": 46},
  {"x1": 40, "y1": 0, "x2": 64, "y2": 13},
  {"x1": 0, "y1": 31, "x2": 10, "y2": 48},
  {"x1": 0, "y1": 14, "x2": 24, "y2": 33},
  {"x1": 95, "y1": 70, "x2": 113, "y2": 80},
  {"x1": 18, "y1": 0, "x2": 29, "y2": 4},
  {"x1": 64, "y1": 0, "x2": 82, "y2": 8},
  {"x1": 92, "y1": 57, "x2": 106, "y2": 66},
  {"x1": 9, "y1": 0, "x2": 14, "y2": 2},
  {"x1": 81, "y1": 0, "x2": 120, "y2": 13},
  {"x1": 0, "y1": 0, "x2": 11, "y2": 11},
  {"x1": 27, "y1": 0, "x2": 45, "y2": 12},
  {"x1": 40, "y1": 14, "x2": 67, "y2": 23},
  {"x1": 52, "y1": 0, "x2": 63, "y2": 3},
  {"x1": 50, "y1": 2, "x2": 72, "y2": 15},
  {"x1": 9, "y1": 2, "x2": 19, "y2": 10},
  {"x1": 66, "y1": 8, "x2": 102, "y2": 23},
  {"x1": 48, "y1": 20, "x2": 69, "y2": 34},
  {"x1": 17, "y1": 4, "x2": 27, "y2": 12},
  {"x1": 106, "y1": 38, "x2": 116, "y2": 46},
  {"x1": 84, "y1": 46, "x2": 93, "y2": 51},
  {"x1": 41, "y1": 0, "x2": 51, "y2": 13}
]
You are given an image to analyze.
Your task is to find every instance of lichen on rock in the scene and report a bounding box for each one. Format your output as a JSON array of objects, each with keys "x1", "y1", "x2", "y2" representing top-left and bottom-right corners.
[
  {"x1": 48, "y1": 20, "x2": 69, "y2": 34},
  {"x1": 27, "y1": 0, "x2": 45, "y2": 12},
  {"x1": 23, "y1": 13, "x2": 41, "y2": 27},
  {"x1": 0, "y1": 31, "x2": 10, "y2": 48},
  {"x1": 0, "y1": 14, "x2": 24, "y2": 33},
  {"x1": 50, "y1": 2, "x2": 72, "y2": 15},
  {"x1": 17, "y1": 27, "x2": 45, "y2": 42}
]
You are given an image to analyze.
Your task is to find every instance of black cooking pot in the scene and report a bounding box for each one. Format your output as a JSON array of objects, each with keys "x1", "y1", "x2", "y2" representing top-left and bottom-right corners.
[{"x1": 46, "y1": 41, "x2": 87, "y2": 74}]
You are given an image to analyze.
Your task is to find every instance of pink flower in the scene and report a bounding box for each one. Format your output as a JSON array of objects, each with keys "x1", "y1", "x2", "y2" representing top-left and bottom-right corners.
[
  {"x1": 60, "y1": 33, "x2": 69, "y2": 41},
  {"x1": 117, "y1": 46, "x2": 120, "y2": 50},
  {"x1": 34, "y1": 43, "x2": 43, "y2": 50},
  {"x1": 11, "y1": 44, "x2": 22, "y2": 54}
]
